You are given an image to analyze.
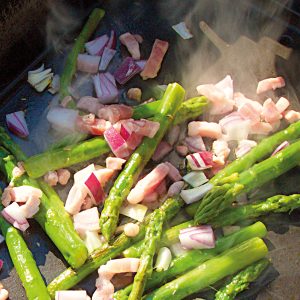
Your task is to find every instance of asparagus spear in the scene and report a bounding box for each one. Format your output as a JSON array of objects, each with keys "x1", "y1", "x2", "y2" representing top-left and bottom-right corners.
[
  {"x1": 194, "y1": 140, "x2": 300, "y2": 224},
  {"x1": 210, "y1": 194, "x2": 300, "y2": 227},
  {"x1": 0, "y1": 147, "x2": 88, "y2": 269},
  {"x1": 47, "y1": 197, "x2": 183, "y2": 298},
  {"x1": 144, "y1": 237, "x2": 268, "y2": 300},
  {"x1": 128, "y1": 210, "x2": 164, "y2": 300},
  {"x1": 115, "y1": 221, "x2": 267, "y2": 298},
  {"x1": 99, "y1": 83, "x2": 185, "y2": 241},
  {"x1": 23, "y1": 95, "x2": 207, "y2": 179},
  {"x1": 0, "y1": 203, "x2": 51, "y2": 300},
  {"x1": 214, "y1": 258, "x2": 269, "y2": 300},
  {"x1": 59, "y1": 8, "x2": 105, "y2": 106},
  {"x1": 123, "y1": 220, "x2": 193, "y2": 258}
]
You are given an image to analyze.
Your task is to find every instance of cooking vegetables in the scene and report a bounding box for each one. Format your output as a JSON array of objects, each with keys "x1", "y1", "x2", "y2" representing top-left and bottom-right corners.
[
  {"x1": 99, "y1": 83, "x2": 185, "y2": 241},
  {"x1": 0, "y1": 147, "x2": 88, "y2": 269},
  {"x1": 59, "y1": 8, "x2": 105, "y2": 106},
  {"x1": 115, "y1": 222, "x2": 267, "y2": 298},
  {"x1": 0, "y1": 202, "x2": 51, "y2": 300},
  {"x1": 47, "y1": 197, "x2": 183, "y2": 297},
  {"x1": 144, "y1": 237, "x2": 268, "y2": 300},
  {"x1": 23, "y1": 96, "x2": 208, "y2": 178},
  {"x1": 128, "y1": 210, "x2": 164, "y2": 300},
  {"x1": 214, "y1": 258, "x2": 269, "y2": 300}
]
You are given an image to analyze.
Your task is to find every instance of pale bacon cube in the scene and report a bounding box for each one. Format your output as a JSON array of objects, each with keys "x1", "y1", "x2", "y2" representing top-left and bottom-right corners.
[
  {"x1": 256, "y1": 76, "x2": 285, "y2": 94},
  {"x1": 188, "y1": 121, "x2": 222, "y2": 139}
]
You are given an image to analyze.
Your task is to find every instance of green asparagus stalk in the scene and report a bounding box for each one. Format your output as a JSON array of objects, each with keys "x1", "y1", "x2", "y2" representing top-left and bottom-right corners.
[
  {"x1": 144, "y1": 237, "x2": 268, "y2": 300},
  {"x1": 194, "y1": 140, "x2": 300, "y2": 224},
  {"x1": 99, "y1": 83, "x2": 185, "y2": 241},
  {"x1": 0, "y1": 147, "x2": 88, "y2": 269},
  {"x1": 214, "y1": 258, "x2": 269, "y2": 300},
  {"x1": 128, "y1": 210, "x2": 164, "y2": 300},
  {"x1": 59, "y1": 8, "x2": 105, "y2": 106},
  {"x1": 0, "y1": 204, "x2": 51, "y2": 300},
  {"x1": 123, "y1": 220, "x2": 193, "y2": 258},
  {"x1": 23, "y1": 94, "x2": 206, "y2": 179},
  {"x1": 47, "y1": 197, "x2": 184, "y2": 298},
  {"x1": 211, "y1": 120, "x2": 300, "y2": 185},
  {"x1": 210, "y1": 194, "x2": 300, "y2": 227},
  {"x1": 115, "y1": 222, "x2": 267, "y2": 299}
]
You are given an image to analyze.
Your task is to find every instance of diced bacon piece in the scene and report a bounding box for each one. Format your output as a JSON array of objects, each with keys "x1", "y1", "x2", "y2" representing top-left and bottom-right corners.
[
  {"x1": 143, "y1": 191, "x2": 159, "y2": 203},
  {"x1": 9, "y1": 186, "x2": 42, "y2": 203},
  {"x1": 133, "y1": 34, "x2": 143, "y2": 43},
  {"x1": 188, "y1": 121, "x2": 222, "y2": 139},
  {"x1": 114, "y1": 57, "x2": 142, "y2": 85},
  {"x1": 65, "y1": 184, "x2": 88, "y2": 215},
  {"x1": 256, "y1": 76, "x2": 285, "y2": 94},
  {"x1": 12, "y1": 162, "x2": 25, "y2": 178},
  {"x1": 19, "y1": 196, "x2": 40, "y2": 218},
  {"x1": 56, "y1": 290, "x2": 89, "y2": 300},
  {"x1": 212, "y1": 140, "x2": 230, "y2": 165},
  {"x1": 165, "y1": 162, "x2": 182, "y2": 182},
  {"x1": 183, "y1": 136, "x2": 206, "y2": 153},
  {"x1": 186, "y1": 152, "x2": 213, "y2": 171},
  {"x1": 85, "y1": 34, "x2": 109, "y2": 56},
  {"x1": 152, "y1": 141, "x2": 172, "y2": 161},
  {"x1": 176, "y1": 145, "x2": 189, "y2": 156},
  {"x1": 197, "y1": 76, "x2": 234, "y2": 115},
  {"x1": 44, "y1": 171, "x2": 58, "y2": 186},
  {"x1": 155, "y1": 179, "x2": 167, "y2": 196},
  {"x1": 57, "y1": 169, "x2": 71, "y2": 185},
  {"x1": 133, "y1": 119, "x2": 160, "y2": 138},
  {"x1": 250, "y1": 122, "x2": 273, "y2": 135},
  {"x1": 1, "y1": 186, "x2": 12, "y2": 207},
  {"x1": 0, "y1": 288, "x2": 8, "y2": 300},
  {"x1": 166, "y1": 125, "x2": 180, "y2": 146},
  {"x1": 284, "y1": 110, "x2": 300, "y2": 123},
  {"x1": 73, "y1": 207, "x2": 100, "y2": 236},
  {"x1": 106, "y1": 157, "x2": 126, "y2": 170},
  {"x1": 234, "y1": 92, "x2": 263, "y2": 114},
  {"x1": 119, "y1": 32, "x2": 141, "y2": 60},
  {"x1": 276, "y1": 97, "x2": 290, "y2": 114},
  {"x1": 2, "y1": 202, "x2": 29, "y2": 232},
  {"x1": 61, "y1": 95, "x2": 73, "y2": 108},
  {"x1": 104, "y1": 126, "x2": 130, "y2": 158},
  {"x1": 127, "y1": 163, "x2": 170, "y2": 204},
  {"x1": 235, "y1": 140, "x2": 257, "y2": 158},
  {"x1": 262, "y1": 98, "x2": 282, "y2": 123},
  {"x1": 126, "y1": 132, "x2": 143, "y2": 150},
  {"x1": 106, "y1": 258, "x2": 140, "y2": 273},
  {"x1": 76, "y1": 115, "x2": 110, "y2": 136},
  {"x1": 97, "y1": 105, "x2": 133, "y2": 124},
  {"x1": 140, "y1": 39, "x2": 169, "y2": 80},
  {"x1": 77, "y1": 54, "x2": 100, "y2": 73},
  {"x1": 77, "y1": 96, "x2": 104, "y2": 114},
  {"x1": 93, "y1": 72, "x2": 119, "y2": 104},
  {"x1": 269, "y1": 120, "x2": 281, "y2": 132},
  {"x1": 168, "y1": 181, "x2": 185, "y2": 197},
  {"x1": 127, "y1": 88, "x2": 142, "y2": 102},
  {"x1": 238, "y1": 103, "x2": 260, "y2": 125}
]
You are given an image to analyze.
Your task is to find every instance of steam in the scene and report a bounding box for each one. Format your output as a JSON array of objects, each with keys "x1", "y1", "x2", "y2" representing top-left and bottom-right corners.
[{"x1": 159, "y1": 0, "x2": 295, "y2": 101}]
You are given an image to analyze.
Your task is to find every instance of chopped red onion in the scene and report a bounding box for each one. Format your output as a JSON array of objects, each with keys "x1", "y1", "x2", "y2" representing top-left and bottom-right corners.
[
  {"x1": 2, "y1": 202, "x2": 29, "y2": 232},
  {"x1": 180, "y1": 183, "x2": 213, "y2": 204},
  {"x1": 135, "y1": 60, "x2": 147, "y2": 70},
  {"x1": 6, "y1": 111, "x2": 29, "y2": 138},
  {"x1": 165, "y1": 162, "x2": 182, "y2": 182},
  {"x1": 114, "y1": 57, "x2": 142, "y2": 85},
  {"x1": 73, "y1": 207, "x2": 100, "y2": 236},
  {"x1": 152, "y1": 141, "x2": 172, "y2": 162},
  {"x1": 172, "y1": 22, "x2": 193, "y2": 39},
  {"x1": 166, "y1": 125, "x2": 180, "y2": 146},
  {"x1": 77, "y1": 54, "x2": 100, "y2": 73},
  {"x1": 93, "y1": 72, "x2": 119, "y2": 104},
  {"x1": 85, "y1": 34, "x2": 109, "y2": 56},
  {"x1": 99, "y1": 47, "x2": 116, "y2": 71},
  {"x1": 106, "y1": 30, "x2": 117, "y2": 49},
  {"x1": 186, "y1": 151, "x2": 213, "y2": 171},
  {"x1": 184, "y1": 136, "x2": 206, "y2": 153},
  {"x1": 183, "y1": 171, "x2": 208, "y2": 188},
  {"x1": 104, "y1": 126, "x2": 129, "y2": 158},
  {"x1": 179, "y1": 225, "x2": 215, "y2": 249},
  {"x1": 120, "y1": 203, "x2": 148, "y2": 222},
  {"x1": 84, "y1": 172, "x2": 105, "y2": 204},
  {"x1": 271, "y1": 141, "x2": 289, "y2": 156}
]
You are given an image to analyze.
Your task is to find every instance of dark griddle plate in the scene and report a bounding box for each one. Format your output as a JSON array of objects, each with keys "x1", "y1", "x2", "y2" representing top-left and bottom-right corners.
[{"x1": 0, "y1": 1, "x2": 300, "y2": 299}]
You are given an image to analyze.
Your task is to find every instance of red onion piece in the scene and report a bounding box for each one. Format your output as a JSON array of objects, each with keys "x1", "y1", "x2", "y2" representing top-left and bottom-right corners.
[
  {"x1": 186, "y1": 151, "x2": 213, "y2": 171},
  {"x1": 0, "y1": 259, "x2": 3, "y2": 271},
  {"x1": 152, "y1": 141, "x2": 172, "y2": 162},
  {"x1": 172, "y1": 22, "x2": 193, "y2": 39},
  {"x1": 85, "y1": 34, "x2": 109, "y2": 56},
  {"x1": 184, "y1": 136, "x2": 206, "y2": 153},
  {"x1": 2, "y1": 202, "x2": 29, "y2": 232},
  {"x1": 73, "y1": 207, "x2": 100, "y2": 236},
  {"x1": 114, "y1": 57, "x2": 142, "y2": 85},
  {"x1": 120, "y1": 124, "x2": 132, "y2": 140},
  {"x1": 106, "y1": 30, "x2": 117, "y2": 49},
  {"x1": 179, "y1": 225, "x2": 215, "y2": 249},
  {"x1": 99, "y1": 47, "x2": 116, "y2": 71},
  {"x1": 165, "y1": 162, "x2": 182, "y2": 182},
  {"x1": 180, "y1": 183, "x2": 213, "y2": 204},
  {"x1": 271, "y1": 141, "x2": 289, "y2": 156},
  {"x1": 84, "y1": 172, "x2": 105, "y2": 204},
  {"x1": 6, "y1": 111, "x2": 29, "y2": 138},
  {"x1": 104, "y1": 126, "x2": 129, "y2": 158},
  {"x1": 77, "y1": 54, "x2": 100, "y2": 73},
  {"x1": 135, "y1": 60, "x2": 147, "y2": 70},
  {"x1": 93, "y1": 72, "x2": 119, "y2": 104}
]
